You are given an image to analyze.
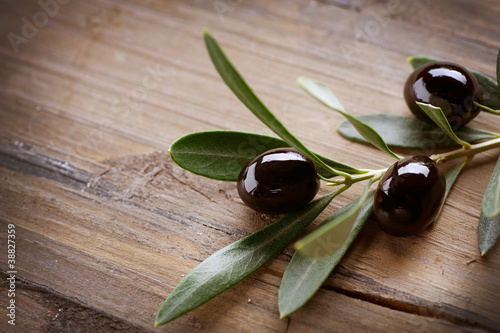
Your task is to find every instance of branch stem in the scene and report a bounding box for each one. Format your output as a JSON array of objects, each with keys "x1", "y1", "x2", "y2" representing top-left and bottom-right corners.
[
  {"x1": 324, "y1": 137, "x2": 500, "y2": 188},
  {"x1": 430, "y1": 137, "x2": 500, "y2": 164},
  {"x1": 475, "y1": 102, "x2": 500, "y2": 115}
]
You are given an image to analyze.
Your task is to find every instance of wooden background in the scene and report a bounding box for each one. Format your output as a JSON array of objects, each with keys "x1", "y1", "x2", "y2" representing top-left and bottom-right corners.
[{"x1": 1, "y1": 0, "x2": 499, "y2": 332}]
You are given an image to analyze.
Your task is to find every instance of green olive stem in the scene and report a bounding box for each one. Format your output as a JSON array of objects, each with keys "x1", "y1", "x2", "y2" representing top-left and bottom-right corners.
[
  {"x1": 324, "y1": 169, "x2": 386, "y2": 187},
  {"x1": 475, "y1": 102, "x2": 500, "y2": 115},
  {"x1": 323, "y1": 137, "x2": 500, "y2": 188},
  {"x1": 430, "y1": 137, "x2": 500, "y2": 164}
]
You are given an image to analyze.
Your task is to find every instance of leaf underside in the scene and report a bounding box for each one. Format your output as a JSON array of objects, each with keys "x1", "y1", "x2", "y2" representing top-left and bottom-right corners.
[
  {"x1": 479, "y1": 159, "x2": 500, "y2": 254},
  {"x1": 478, "y1": 212, "x2": 500, "y2": 256},
  {"x1": 338, "y1": 114, "x2": 495, "y2": 149},
  {"x1": 482, "y1": 157, "x2": 500, "y2": 220}
]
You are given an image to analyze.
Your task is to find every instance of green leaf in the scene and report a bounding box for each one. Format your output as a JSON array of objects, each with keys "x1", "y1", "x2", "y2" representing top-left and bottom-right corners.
[
  {"x1": 279, "y1": 192, "x2": 374, "y2": 318},
  {"x1": 434, "y1": 158, "x2": 469, "y2": 222},
  {"x1": 295, "y1": 179, "x2": 376, "y2": 258},
  {"x1": 475, "y1": 102, "x2": 500, "y2": 116},
  {"x1": 482, "y1": 157, "x2": 500, "y2": 219},
  {"x1": 155, "y1": 192, "x2": 336, "y2": 327},
  {"x1": 338, "y1": 114, "x2": 496, "y2": 148},
  {"x1": 416, "y1": 103, "x2": 471, "y2": 148},
  {"x1": 478, "y1": 212, "x2": 500, "y2": 256},
  {"x1": 298, "y1": 77, "x2": 401, "y2": 160},
  {"x1": 169, "y1": 131, "x2": 289, "y2": 181},
  {"x1": 203, "y1": 30, "x2": 347, "y2": 177},
  {"x1": 474, "y1": 72, "x2": 500, "y2": 110},
  {"x1": 169, "y1": 131, "x2": 364, "y2": 181},
  {"x1": 408, "y1": 55, "x2": 500, "y2": 110},
  {"x1": 407, "y1": 55, "x2": 438, "y2": 70},
  {"x1": 316, "y1": 154, "x2": 367, "y2": 178},
  {"x1": 497, "y1": 49, "x2": 500, "y2": 88}
]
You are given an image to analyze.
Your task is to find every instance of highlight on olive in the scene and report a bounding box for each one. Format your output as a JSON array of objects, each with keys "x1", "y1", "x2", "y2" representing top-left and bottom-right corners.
[
  {"x1": 374, "y1": 155, "x2": 446, "y2": 237},
  {"x1": 404, "y1": 61, "x2": 482, "y2": 129},
  {"x1": 237, "y1": 148, "x2": 320, "y2": 214}
]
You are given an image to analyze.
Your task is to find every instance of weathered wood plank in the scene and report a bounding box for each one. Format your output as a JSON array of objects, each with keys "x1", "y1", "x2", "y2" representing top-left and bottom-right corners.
[{"x1": 0, "y1": 0, "x2": 499, "y2": 332}]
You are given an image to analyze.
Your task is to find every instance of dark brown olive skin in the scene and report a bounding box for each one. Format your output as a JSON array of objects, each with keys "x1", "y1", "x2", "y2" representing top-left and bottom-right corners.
[
  {"x1": 237, "y1": 148, "x2": 320, "y2": 214},
  {"x1": 404, "y1": 61, "x2": 482, "y2": 129},
  {"x1": 374, "y1": 155, "x2": 446, "y2": 237}
]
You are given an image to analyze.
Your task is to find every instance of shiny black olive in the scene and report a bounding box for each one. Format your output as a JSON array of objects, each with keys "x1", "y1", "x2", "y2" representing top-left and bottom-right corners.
[
  {"x1": 374, "y1": 155, "x2": 446, "y2": 237},
  {"x1": 404, "y1": 61, "x2": 482, "y2": 129},
  {"x1": 237, "y1": 148, "x2": 320, "y2": 214}
]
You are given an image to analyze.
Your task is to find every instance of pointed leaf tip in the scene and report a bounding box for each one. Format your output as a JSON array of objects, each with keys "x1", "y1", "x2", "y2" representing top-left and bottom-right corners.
[
  {"x1": 204, "y1": 33, "x2": 349, "y2": 177},
  {"x1": 481, "y1": 157, "x2": 500, "y2": 220},
  {"x1": 416, "y1": 102, "x2": 471, "y2": 148},
  {"x1": 478, "y1": 209, "x2": 500, "y2": 257}
]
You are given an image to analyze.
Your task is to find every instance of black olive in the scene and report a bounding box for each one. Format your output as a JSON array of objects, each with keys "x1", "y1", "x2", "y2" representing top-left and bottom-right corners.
[
  {"x1": 374, "y1": 155, "x2": 446, "y2": 236},
  {"x1": 404, "y1": 61, "x2": 482, "y2": 129},
  {"x1": 237, "y1": 148, "x2": 320, "y2": 214}
]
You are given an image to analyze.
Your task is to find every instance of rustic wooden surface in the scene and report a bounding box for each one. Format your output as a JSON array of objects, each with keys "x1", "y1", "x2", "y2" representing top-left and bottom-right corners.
[{"x1": 1, "y1": 0, "x2": 500, "y2": 332}]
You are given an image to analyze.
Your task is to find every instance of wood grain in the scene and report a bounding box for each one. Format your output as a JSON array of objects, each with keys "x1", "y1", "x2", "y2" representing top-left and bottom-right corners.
[{"x1": 1, "y1": 0, "x2": 499, "y2": 332}]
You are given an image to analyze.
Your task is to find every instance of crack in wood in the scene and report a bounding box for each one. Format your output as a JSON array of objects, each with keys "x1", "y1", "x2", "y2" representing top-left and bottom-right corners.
[
  {"x1": 2, "y1": 141, "x2": 499, "y2": 331},
  {"x1": 0, "y1": 142, "x2": 115, "y2": 198},
  {"x1": 124, "y1": 164, "x2": 164, "y2": 199},
  {"x1": 0, "y1": 269, "x2": 152, "y2": 332},
  {"x1": 326, "y1": 265, "x2": 499, "y2": 332}
]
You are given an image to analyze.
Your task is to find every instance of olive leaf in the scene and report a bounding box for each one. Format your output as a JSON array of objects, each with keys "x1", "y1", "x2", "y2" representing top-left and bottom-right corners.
[
  {"x1": 474, "y1": 74, "x2": 500, "y2": 111},
  {"x1": 481, "y1": 157, "x2": 500, "y2": 220},
  {"x1": 407, "y1": 55, "x2": 437, "y2": 70},
  {"x1": 434, "y1": 158, "x2": 470, "y2": 222},
  {"x1": 169, "y1": 131, "x2": 364, "y2": 181},
  {"x1": 278, "y1": 192, "x2": 374, "y2": 318},
  {"x1": 416, "y1": 103, "x2": 471, "y2": 148},
  {"x1": 297, "y1": 77, "x2": 402, "y2": 160},
  {"x1": 478, "y1": 212, "x2": 500, "y2": 256},
  {"x1": 338, "y1": 114, "x2": 496, "y2": 148},
  {"x1": 497, "y1": 48, "x2": 500, "y2": 91},
  {"x1": 474, "y1": 102, "x2": 500, "y2": 116},
  {"x1": 295, "y1": 179, "x2": 376, "y2": 258},
  {"x1": 204, "y1": 30, "x2": 349, "y2": 177},
  {"x1": 155, "y1": 192, "x2": 336, "y2": 327},
  {"x1": 169, "y1": 131, "x2": 289, "y2": 181},
  {"x1": 317, "y1": 155, "x2": 368, "y2": 178},
  {"x1": 408, "y1": 55, "x2": 500, "y2": 110}
]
